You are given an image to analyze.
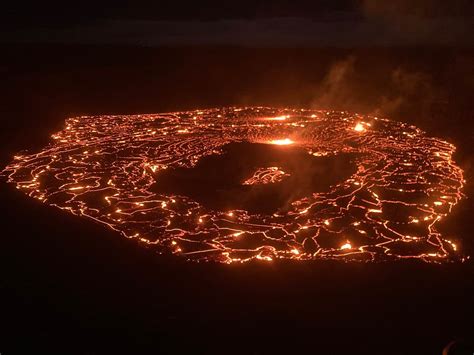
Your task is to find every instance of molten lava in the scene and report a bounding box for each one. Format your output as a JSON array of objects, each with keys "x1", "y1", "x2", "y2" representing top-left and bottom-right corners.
[
  {"x1": 1, "y1": 107, "x2": 466, "y2": 263},
  {"x1": 269, "y1": 138, "x2": 294, "y2": 145}
]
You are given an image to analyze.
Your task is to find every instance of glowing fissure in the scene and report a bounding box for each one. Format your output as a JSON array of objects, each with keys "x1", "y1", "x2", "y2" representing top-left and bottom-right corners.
[
  {"x1": 242, "y1": 167, "x2": 290, "y2": 186},
  {"x1": 2, "y1": 107, "x2": 465, "y2": 263}
]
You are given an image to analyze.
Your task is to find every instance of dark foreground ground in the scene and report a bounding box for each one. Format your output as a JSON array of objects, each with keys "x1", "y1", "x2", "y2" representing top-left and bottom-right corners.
[{"x1": 1, "y1": 44, "x2": 473, "y2": 354}]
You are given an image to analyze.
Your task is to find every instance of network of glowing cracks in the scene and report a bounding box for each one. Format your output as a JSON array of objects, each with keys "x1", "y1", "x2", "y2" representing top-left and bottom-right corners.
[{"x1": 1, "y1": 107, "x2": 466, "y2": 263}]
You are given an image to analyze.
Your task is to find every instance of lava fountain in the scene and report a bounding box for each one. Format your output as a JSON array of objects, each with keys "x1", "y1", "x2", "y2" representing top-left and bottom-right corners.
[{"x1": 1, "y1": 107, "x2": 465, "y2": 263}]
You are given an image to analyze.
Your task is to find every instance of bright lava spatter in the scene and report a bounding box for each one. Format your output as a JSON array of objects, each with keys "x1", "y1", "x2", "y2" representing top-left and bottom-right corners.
[{"x1": 2, "y1": 107, "x2": 466, "y2": 263}]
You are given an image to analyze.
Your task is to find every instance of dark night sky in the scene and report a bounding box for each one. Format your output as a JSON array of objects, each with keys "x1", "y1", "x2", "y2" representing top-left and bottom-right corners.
[{"x1": 2, "y1": 0, "x2": 473, "y2": 46}]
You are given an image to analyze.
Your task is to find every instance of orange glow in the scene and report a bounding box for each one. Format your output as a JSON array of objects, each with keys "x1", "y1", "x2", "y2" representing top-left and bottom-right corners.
[
  {"x1": 340, "y1": 242, "x2": 352, "y2": 250},
  {"x1": 266, "y1": 115, "x2": 289, "y2": 121},
  {"x1": 1, "y1": 107, "x2": 465, "y2": 264},
  {"x1": 242, "y1": 166, "x2": 290, "y2": 185},
  {"x1": 68, "y1": 186, "x2": 85, "y2": 191},
  {"x1": 256, "y1": 255, "x2": 273, "y2": 261},
  {"x1": 269, "y1": 138, "x2": 294, "y2": 145}
]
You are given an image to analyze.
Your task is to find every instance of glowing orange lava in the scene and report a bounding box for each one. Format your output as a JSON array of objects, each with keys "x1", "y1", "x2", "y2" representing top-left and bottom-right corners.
[
  {"x1": 266, "y1": 115, "x2": 289, "y2": 121},
  {"x1": 340, "y1": 242, "x2": 352, "y2": 250},
  {"x1": 269, "y1": 138, "x2": 294, "y2": 145},
  {"x1": 354, "y1": 123, "x2": 365, "y2": 132},
  {"x1": 242, "y1": 167, "x2": 290, "y2": 185},
  {"x1": 1, "y1": 107, "x2": 466, "y2": 263}
]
